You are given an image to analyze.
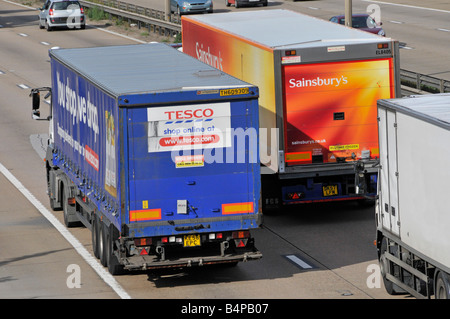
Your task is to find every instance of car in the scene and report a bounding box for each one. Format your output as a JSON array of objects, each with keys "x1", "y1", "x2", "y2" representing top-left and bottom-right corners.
[
  {"x1": 38, "y1": 0, "x2": 85, "y2": 31},
  {"x1": 329, "y1": 14, "x2": 385, "y2": 36},
  {"x1": 170, "y1": 0, "x2": 213, "y2": 15},
  {"x1": 225, "y1": 0, "x2": 268, "y2": 8}
]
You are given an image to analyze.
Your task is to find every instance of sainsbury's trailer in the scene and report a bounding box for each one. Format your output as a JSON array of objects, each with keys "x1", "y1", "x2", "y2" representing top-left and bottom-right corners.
[
  {"x1": 30, "y1": 43, "x2": 262, "y2": 274},
  {"x1": 182, "y1": 9, "x2": 401, "y2": 211},
  {"x1": 376, "y1": 94, "x2": 450, "y2": 299}
]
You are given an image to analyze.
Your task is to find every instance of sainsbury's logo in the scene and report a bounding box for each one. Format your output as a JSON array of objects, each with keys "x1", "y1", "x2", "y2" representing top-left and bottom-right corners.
[
  {"x1": 195, "y1": 42, "x2": 223, "y2": 71},
  {"x1": 288, "y1": 75, "x2": 348, "y2": 88}
]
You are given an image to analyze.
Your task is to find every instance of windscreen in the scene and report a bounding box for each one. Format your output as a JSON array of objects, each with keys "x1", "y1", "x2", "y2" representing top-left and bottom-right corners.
[{"x1": 52, "y1": 1, "x2": 80, "y2": 10}]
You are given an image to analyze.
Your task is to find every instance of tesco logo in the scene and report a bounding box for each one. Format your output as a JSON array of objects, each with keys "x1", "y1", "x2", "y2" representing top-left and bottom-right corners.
[{"x1": 164, "y1": 108, "x2": 214, "y2": 120}]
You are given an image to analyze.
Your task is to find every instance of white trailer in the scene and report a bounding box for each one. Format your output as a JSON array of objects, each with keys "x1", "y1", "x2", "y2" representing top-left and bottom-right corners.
[{"x1": 376, "y1": 93, "x2": 450, "y2": 298}]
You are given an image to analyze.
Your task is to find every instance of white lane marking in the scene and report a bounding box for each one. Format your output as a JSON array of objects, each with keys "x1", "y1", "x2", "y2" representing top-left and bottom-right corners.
[
  {"x1": 362, "y1": 0, "x2": 450, "y2": 14},
  {"x1": 93, "y1": 26, "x2": 147, "y2": 44},
  {"x1": 41, "y1": 41, "x2": 50, "y2": 46},
  {"x1": 3, "y1": 0, "x2": 36, "y2": 9},
  {"x1": 18, "y1": 33, "x2": 28, "y2": 37},
  {"x1": 389, "y1": 20, "x2": 404, "y2": 24},
  {"x1": 18, "y1": 84, "x2": 30, "y2": 89},
  {"x1": 437, "y1": 28, "x2": 450, "y2": 32},
  {"x1": 0, "y1": 161, "x2": 132, "y2": 299},
  {"x1": 286, "y1": 255, "x2": 313, "y2": 269},
  {"x1": 4, "y1": 0, "x2": 145, "y2": 44}
]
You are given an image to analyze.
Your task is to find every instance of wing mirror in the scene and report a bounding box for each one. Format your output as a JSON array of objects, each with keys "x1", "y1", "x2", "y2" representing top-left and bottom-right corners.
[{"x1": 30, "y1": 87, "x2": 52, "y2": 120}]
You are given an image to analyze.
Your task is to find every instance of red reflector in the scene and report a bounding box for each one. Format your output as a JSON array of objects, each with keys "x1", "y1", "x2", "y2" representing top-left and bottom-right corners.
[
  {"x1": 162, "y1": 237, "x2": 168, "y2": 243},
  {"x1": 140, "y1": 248, "x2": 148, "y2": 255},
  {"x1": 216, "y1": 233, "x2": 222, "y2": 239},
  {"x1": 235, "y1": 239, "x2": 247, "y2": 248}
]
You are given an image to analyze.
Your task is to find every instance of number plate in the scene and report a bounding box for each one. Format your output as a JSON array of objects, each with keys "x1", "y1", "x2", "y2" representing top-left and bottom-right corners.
[
  {"x1": 323, "y1": 185, "x2": 338, "y2": 197},
  {"x1": 184, "y1": 234, "x2": 201, "y2": 247}
]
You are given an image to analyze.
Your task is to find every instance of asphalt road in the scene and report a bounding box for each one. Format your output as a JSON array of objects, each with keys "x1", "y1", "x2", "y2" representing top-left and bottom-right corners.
[
  {"x1": 146, "y1": 0, "x2": 450, "y2": 81},
  {"x1": 0, "y1": 0, "x2": 438, "y2": 301}
]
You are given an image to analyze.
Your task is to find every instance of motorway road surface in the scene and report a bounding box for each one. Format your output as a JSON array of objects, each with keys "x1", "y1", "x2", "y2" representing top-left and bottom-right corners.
[
  {"x1": 0, "y1": 0, "x2": 432, "y2": 300},
  {"x1": 145, "y1": 0, "x2": 450, "y2": 81}
]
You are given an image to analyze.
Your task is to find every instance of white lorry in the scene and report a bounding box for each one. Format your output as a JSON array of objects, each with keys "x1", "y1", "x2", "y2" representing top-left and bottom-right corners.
[{"x1": 376, "y1": 93, "x2": 450, "y2": 298}]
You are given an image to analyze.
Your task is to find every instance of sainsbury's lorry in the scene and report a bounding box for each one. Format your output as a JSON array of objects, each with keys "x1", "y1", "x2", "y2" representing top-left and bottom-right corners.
[
  {"x1": 376, "y1": 93, "x2": 450, "y2": 299},
  {"x1": 30, "y1": 43, "x2": 262, "y2": 274},
  {"x1": 181, "y1": 9, "x2": 401, "y2": 211}
]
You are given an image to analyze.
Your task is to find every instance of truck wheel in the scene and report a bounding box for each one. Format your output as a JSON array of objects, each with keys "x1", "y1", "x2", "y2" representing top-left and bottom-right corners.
[
  {"x1": 379, "y1": 237, "x2": 403, "y2": 295},
  {"x1": 99, "y1": 221, "x2": 108, "y2": 266},
  {"x1": 91, "y1": 215, "x2": 100, "y2": 259},
  {"x1": 235, "y1": 1, "x2": 240, "y2": 8},
  {"x1": 106, "y1": 226, "x2": 124, "y2": 275},
  {"x1": 435, "y1": 272, "x2": 450, "y2": 299}
]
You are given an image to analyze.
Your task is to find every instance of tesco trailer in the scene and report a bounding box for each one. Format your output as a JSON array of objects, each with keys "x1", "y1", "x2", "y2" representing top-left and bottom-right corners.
[
  {"x1": 181, "y1": 9, "x2": 401, "y2": 211},
  {"x1": 376, "y1": 94, "x2": 450, "y2": 298},
  {"x1": 30, "y1": 43, "x2": 262, "y2": 274}
]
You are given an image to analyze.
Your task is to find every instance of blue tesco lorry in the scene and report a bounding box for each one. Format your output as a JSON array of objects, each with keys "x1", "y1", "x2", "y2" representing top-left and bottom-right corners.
[{"x1": 30, "y1": 43, "x2": 262, "y2": 274}]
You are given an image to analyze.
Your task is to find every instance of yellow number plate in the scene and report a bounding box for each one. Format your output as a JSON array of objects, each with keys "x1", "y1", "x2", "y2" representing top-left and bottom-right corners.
[
  {"x1": 323, "y1": 185, "x2": 338, "y2": 197},
  {"x1": 184, "y1": 234, "x2": 201, "y2": 247},
  {"x1": 220, "y1": 87, "x2": 249, "y2": 96}
]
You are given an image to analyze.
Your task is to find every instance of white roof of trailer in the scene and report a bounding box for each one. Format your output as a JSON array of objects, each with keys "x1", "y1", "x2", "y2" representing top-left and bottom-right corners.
[
  {"x1": 381, "y1": 94, "x2": 450, "y2": 127},
  {"x1": 185, "y1": 9, "x2": 389, "y2": 49}
]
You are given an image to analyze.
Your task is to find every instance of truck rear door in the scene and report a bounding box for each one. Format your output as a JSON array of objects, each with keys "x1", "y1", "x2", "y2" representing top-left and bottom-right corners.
[
  {"x1": 282, "y1": 59, "x2": 395, "y2": 166},
  {"x1": 126, "y1": 99, "x2": 260, "y2": 237},
  {"x1": 378, "y1": 107, "x2": 400, "y2": 236}
]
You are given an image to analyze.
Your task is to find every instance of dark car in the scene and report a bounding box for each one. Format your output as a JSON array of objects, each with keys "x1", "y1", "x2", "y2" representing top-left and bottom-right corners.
[
  {"x1": 225, "y1": 0, "x2": 268, "y2": 8},
  {"x1": 330, "y1": 14, "x2": 385, "y2": 36}
]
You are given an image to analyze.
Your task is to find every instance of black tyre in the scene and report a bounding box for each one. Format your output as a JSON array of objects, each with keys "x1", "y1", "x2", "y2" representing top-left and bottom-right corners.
[
  {"x1": 435, "y1": 272, "x2": 450, "y2": 299},
  {"x1": 91, "y1": 215, "x2": 100, "y2": 259},
  {"x1": 106, "y1": 225, "x2": 124, "y2": 275},
  {"x1": 99, "y1": 221, "x2": 108, "y2": 266},
  {"x1": 379, "y1": 237, "x2": 404, "y2": 295}
]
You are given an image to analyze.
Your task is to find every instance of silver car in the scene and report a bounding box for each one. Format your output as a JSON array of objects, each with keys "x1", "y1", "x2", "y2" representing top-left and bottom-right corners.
[
  {"x1": 39, "y1": 0, "x2": 85, "y2": 31},
  {"x1": 170, "y1": 0, "x2": 213, "y2": 15}
]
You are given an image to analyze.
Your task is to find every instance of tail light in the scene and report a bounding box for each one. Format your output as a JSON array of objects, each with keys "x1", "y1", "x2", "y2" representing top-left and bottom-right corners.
[
  {"x1": 232, "y1": 230, "x2": 250, "y2": 239},
  {"x1": 49, "y1": 8, "x2": 54, "y2": 15},
  {"x1": 80, "y1": 7, "x2": 84, "y2": 13},
  {"x1": 232, "y1": 231, "x2": 250, "y2": 248}
]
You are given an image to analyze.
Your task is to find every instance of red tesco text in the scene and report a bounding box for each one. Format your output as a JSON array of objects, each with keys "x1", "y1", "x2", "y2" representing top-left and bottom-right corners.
[{"x1": 164, "y1": 108, "x2": 214, "y2": 120}]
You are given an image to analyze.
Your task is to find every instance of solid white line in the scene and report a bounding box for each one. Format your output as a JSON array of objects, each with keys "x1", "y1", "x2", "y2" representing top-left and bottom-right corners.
[
  {"x1": 437, "y1": 28, "x2": 450, "y2": 32},
  {"x1": 92, "y1": 26, "x2": 147, "y2": 44},
  {"x1": 389, "y1": 20, "x2": 403, "y2": 24},
  {"x1": 0, "y1": 161, "x2": 132, "y2": 299},
  {"x1": 362, "y1": 0, "x2": 450, "y2": 14},
  {"x1": 286, "y1": 255, "x2": 313, "y2": 269},
  {"x1": 18, "y1": 84, "x2": 30, "y2": 89}
]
